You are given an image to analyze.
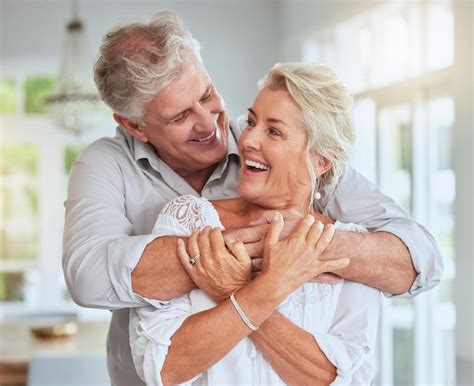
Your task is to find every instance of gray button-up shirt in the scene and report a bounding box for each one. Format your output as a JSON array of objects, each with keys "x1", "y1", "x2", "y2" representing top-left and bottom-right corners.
[{"x1": 63, "y1": 118, "x2": 443, "y2": 385}]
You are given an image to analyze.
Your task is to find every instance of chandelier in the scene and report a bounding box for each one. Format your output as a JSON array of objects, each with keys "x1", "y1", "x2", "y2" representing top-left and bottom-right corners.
[{"x1": 46, "y1": 0, "x2": 102, "y2": 135}]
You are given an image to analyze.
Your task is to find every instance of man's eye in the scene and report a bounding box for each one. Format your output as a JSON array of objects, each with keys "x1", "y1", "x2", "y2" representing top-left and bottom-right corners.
[
  {"x1": 201, "y1": 90, "x2": 213, "y2": 102},
  {"x1": 172, "y1": 112, "x2": 188, "y2": 123}
]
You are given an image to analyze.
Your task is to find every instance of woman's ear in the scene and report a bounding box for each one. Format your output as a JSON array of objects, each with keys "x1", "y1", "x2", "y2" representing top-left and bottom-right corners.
[
  {"x1": 113, "y1": 113, "x2": 149, "y2": 143},
  {"x1": 311, "y1": 151, "x2": 332, "y2": 177}
]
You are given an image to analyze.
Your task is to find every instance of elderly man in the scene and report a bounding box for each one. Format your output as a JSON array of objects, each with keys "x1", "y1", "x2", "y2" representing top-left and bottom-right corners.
[{"x1": 63, "y1": 11, "x2": 442, "y2": 386}]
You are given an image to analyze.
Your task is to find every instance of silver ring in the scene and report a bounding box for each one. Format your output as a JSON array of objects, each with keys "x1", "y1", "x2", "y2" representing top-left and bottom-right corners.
[{"x1": 189, "y1": 254, "x2": 200, "y2": 265}]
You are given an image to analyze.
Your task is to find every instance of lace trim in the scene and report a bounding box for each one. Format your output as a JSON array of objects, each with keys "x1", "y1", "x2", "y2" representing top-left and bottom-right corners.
[
  {"x1": 279, "y1": 283, "x2": 334, "y2": 309},
  {"x1": 160, "y1": 195, "x2": 208, "y2": 233}
]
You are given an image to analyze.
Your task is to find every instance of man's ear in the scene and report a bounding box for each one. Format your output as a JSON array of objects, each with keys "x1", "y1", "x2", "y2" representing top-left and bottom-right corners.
[{"x1": 113, "y1": 113, "x2": 149, "y2": 143}]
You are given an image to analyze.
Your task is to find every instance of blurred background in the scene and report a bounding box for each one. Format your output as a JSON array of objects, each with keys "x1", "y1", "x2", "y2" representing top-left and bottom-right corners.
[{"x1": 0, "y1": 0, "x2": 472, "y2": 385}]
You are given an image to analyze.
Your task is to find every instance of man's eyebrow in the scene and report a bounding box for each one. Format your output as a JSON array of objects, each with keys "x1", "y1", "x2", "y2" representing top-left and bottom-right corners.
[{"x1": 247, "y1": 108, "x2": 289, "y2": 127}]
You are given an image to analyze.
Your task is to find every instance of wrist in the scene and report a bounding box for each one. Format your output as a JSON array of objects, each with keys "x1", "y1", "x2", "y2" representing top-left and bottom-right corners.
[{"x1": 254, "y1": 271, "x2": 293, "y2": 302}]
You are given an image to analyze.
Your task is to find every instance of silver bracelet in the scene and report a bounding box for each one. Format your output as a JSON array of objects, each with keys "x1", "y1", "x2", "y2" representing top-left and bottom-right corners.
[{"x1": 229, "y1": 293, "x2": 258, "y2": 331}]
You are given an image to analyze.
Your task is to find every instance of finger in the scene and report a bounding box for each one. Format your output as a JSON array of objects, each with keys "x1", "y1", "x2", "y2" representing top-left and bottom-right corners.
[
  {"x1": 188, "y1": 231, "x2": 200, "y2": 259},
  {"x1": 309, "y1": 273, "x2": 342, "y2": 285},
  {"x1": 306, "y1": 220, "x2": 325, "y2": 245},
  {"x1": 314, "y1": 223, "x2": 336, "y2": 255},
  {"x1": 224, "y1": 224, "x2": 267, "y2": 243},
  {"x1": 197, "y1": 227, "x2": 212, "y2": 265},
  {"x1": 210, "y1": 227, "x2": 227, "y2": 254},
  {"x1": 264, "y1": 212, "x2": 284, "y2": 252},
  {"x1": 291, "y1": 214, "x2": 316, "y2": 241},
  {"x1": 251, "y1": 257, "x2": 263, "y2": 272},
  {"x1": 319, "y1": 257, "x2": 350, "y2": 274},
  {"x1": 244, "y1": 241, "x2": 263, "y2": 258},
  {"x1": 225, "y1": 238, "x2": 251, "y2": 265},
  {"x1": 176, "y1": 239, "x2": 194, "y2": 277}
]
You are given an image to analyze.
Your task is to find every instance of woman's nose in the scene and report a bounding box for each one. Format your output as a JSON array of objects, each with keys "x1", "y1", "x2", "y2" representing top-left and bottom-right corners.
[{"x1": 241, "y1": 126, "x2": 262, "y2": 151}]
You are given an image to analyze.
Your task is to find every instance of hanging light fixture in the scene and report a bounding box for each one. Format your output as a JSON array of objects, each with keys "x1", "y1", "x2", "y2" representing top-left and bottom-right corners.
[{"x1": 46, "y1": 0, "x2": 102, "y2": 135}]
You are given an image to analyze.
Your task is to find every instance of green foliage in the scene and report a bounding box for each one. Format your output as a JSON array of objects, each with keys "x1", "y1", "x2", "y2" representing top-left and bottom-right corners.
[
  {"x1": 0, "y1": 79, "x2": 17, "y2": 115},
  {"x1": 24, "y1": 76, "x2": 55, "y2": 114},
  {"x1": 0, "y1": 273, "x2": 24, "y2": 301},
  {"x1": 0, "y1": 144, "x2": 38, "y2": 176},
  {"x1": 64, "y1": 145, "x2": 85, "y2": 173}
]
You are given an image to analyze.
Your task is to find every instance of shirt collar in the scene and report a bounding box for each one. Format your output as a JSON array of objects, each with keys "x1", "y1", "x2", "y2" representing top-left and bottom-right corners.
[{"x1": 118, "y1": 124, "x2": 240, "y2": 176}]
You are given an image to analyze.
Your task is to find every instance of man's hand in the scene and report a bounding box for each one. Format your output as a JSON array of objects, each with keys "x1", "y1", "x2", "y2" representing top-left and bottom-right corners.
[
  {"x1": 177, "y1": 227, "x2": 251, "y2": 302},
  {"x1": 224, "y1": 211, "x2": 308, "y2": 258}
]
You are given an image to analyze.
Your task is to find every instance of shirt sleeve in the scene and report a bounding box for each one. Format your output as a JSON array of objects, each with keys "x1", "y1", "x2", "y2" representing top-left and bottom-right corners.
[
  {"x1": 324, "y1": 165, "x2": 444, "y2": 298},
  {"x1": 312, "y1": 280, "x2": 381, "y2": 386},
  {"x1": 129, "y1": 195, "x2": 222, "y2": 386},
  {"x1": 63, "y1": 145, "x2": 152, "y2": 310}
]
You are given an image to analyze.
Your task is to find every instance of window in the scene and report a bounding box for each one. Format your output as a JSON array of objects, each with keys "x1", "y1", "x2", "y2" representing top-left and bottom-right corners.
[
  {"x1": 303, "y1": 1, "x2": 456, "y2": 384},
  {"x1": 0, "y1": 74, "x2": 112, "y2": 319}
]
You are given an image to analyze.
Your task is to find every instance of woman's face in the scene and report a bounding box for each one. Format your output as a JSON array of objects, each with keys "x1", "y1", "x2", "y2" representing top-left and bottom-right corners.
[{"x1": 238, "y1": 87, "x2": 316, "y2": 210}]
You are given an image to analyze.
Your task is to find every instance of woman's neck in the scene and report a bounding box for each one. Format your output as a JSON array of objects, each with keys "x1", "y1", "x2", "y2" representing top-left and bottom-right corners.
[{"x1": 211, "y1": 198, "x2": 330, "y2": 229}]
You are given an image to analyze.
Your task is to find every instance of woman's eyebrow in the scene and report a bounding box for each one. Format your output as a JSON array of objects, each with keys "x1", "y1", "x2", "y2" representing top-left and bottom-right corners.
[{"x1": 247, "y1": 108, "x2": 289, "y2": 127}]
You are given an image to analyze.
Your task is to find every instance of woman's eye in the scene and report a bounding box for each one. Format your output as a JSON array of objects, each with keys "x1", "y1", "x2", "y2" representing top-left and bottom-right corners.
[
  {"x1": 246, "y1": 118, "x2": 256, "y2": 128},
  {"x1": 268, "y1": 127, "x2": 281, "y2": 136}
]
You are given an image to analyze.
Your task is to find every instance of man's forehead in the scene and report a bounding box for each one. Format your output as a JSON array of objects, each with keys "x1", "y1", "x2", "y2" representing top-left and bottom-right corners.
[{"x1": 152, "y1": 64, "x2": 212, "y2": 117}]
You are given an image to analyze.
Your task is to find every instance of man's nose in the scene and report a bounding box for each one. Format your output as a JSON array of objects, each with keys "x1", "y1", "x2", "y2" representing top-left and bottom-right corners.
[{"x1": 193, "y1": 102, "x2": 217, "y2": 132}]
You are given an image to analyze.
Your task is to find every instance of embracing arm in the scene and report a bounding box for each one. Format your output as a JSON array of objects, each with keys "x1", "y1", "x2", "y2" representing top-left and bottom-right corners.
[
  {"x1": 132, "y1": 215, "x2": 348, "y2": 385},
  {"x1": 161, "y1": 272, "x2": 288, "y2": 384},
  {"x1": 250, "y1": 312, "x2": 336, "y2": 385},
  {"x1": 249, "y1": 280, "x2": 381, "y2": 386},
  {"x1": 322, "y1": 165, "x2": 443, "y2": 296},
  {"x1": 322, "y1": 230, "x2": 415, "y2": 295}
]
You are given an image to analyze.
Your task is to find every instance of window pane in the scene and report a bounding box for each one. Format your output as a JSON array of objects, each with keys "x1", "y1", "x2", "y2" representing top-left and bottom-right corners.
[
  {"x1": 0, "y1": 272, "x2": 24, "y2": 302},
  {"x1": 427, "y1": 2, "x2": 454, "y2": 70},
  {"x1": 0, "y1": 79, "x2": 17, "y2": 115},
  {"x1": 378, "y1": 104, "x2": 413, "y2": 214},
  {"x1": 393, "y1": 327, "x2": 415, "y2": 385},
  {"x1": 0, "y1": 144, "x2": 39, "y2": 261},
  {"x1": 24, "y1": 76, "x2": 55, "y2": 114}
]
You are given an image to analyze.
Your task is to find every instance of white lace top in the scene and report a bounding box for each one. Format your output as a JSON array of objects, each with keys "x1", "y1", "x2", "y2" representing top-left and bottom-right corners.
[{"x1": 129, "y1": 195, "x2": 381, "y2": 385}]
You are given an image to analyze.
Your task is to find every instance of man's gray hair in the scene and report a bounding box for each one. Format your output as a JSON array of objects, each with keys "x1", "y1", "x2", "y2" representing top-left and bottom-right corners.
[
  {"x1": 259, "y1": 63, "x2": 355, "y2": 208},
  {"x1": 94, "y1": 11, "x2": 202, "y2": 123}
]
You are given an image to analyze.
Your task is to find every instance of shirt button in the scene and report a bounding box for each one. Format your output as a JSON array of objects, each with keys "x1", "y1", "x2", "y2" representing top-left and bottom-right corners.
[{"x1": 364, "y1": 346, "x2": 370, "y2": 353}]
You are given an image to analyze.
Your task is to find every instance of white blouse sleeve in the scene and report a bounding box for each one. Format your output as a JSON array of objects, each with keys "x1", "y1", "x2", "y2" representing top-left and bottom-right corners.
[
  {"x1": 312, "y1": 281, "x2": 381, "y2": 385},
  {"x1": 129, "y1": 195, "x2": 223, "y2": 386},
  {"x1": 312, "y1": 221, "x2": 381, "y2": 385}
]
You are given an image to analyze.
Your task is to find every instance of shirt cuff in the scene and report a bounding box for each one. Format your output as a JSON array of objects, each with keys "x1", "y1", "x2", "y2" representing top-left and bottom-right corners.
[
  {"x1": 375, "y1": 221, "x2": 443, "y2": 298},
  {"x1": 312, "y1": 333, "x2": 373, "y2": 385},
  {"x1": 106, "y1": 234, "x2": 159, "y2": 306}
]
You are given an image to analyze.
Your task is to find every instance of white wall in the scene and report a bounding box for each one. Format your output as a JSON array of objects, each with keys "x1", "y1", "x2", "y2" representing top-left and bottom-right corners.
[
  {"x1": 0, "y1": 0, "x2": 280, "y2": 118},
  {"x1": 453, "y1": 1, "x2": 474, "y2": 384}
]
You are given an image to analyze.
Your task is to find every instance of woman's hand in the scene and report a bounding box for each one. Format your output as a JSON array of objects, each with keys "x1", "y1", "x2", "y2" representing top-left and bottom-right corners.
[
  {"x1": 261, "y1": 212, "x2": 350, "y2": 292},
  {"x1": 177, "y1": 227, "x2": 252, "y2": 302}
]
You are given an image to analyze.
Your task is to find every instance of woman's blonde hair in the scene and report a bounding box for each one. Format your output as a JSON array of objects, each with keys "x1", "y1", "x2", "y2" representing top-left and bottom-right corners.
[
  {"x1": 94, "y1": 11, "x2": 201, "y2": 123},
  {"x1": 259, "y1": 62, "x2": 355, "y2": 207}
]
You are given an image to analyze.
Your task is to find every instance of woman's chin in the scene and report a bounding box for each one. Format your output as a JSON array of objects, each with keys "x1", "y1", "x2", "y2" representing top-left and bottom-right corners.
[{"x1": 237, "y1": 184, "x2": 260, "y2": 204}]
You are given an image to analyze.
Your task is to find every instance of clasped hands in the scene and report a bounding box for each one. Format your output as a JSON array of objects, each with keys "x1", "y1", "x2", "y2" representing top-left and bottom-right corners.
[{"x1": 177, "y1": 210, "x2": 350, "y2": 302}]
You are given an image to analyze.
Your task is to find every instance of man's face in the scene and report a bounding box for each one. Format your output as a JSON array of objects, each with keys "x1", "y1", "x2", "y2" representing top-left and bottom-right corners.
[{"x1": 137, "y1": 58, "x2": 228, "y2": 177}]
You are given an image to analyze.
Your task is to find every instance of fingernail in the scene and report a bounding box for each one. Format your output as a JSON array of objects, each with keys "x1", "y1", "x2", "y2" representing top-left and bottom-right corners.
[
  {"x1": 273, "y1": 212, "x2": 280, "y2": 221},
  {"x1": 307, "y1": 215, "x2": 315, "y2": 224}
]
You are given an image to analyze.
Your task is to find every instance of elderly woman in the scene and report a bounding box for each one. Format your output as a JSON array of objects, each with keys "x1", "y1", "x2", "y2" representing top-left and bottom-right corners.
[{"x1": 129, "y1": 63, "x2": 381, "y2": 386}]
